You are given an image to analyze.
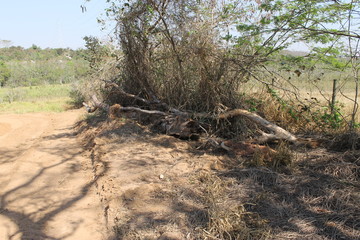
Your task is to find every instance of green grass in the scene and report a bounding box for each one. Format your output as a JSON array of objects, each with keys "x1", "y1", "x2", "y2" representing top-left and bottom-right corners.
[{"x1": 0, "y1": 84, "x2": 71, "y2": 114}]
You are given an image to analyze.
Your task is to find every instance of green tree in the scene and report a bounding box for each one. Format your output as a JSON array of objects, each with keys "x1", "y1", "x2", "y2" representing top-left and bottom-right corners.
[
  {"x1": 0, "y1": 61, "x2": 11, "y2": 86},
  {"x1": 234, "y1": 0, "x2": 360, "y2": 130},
  {"x1": 83, "y1": 36, "x2": 110, "y2": 70}
]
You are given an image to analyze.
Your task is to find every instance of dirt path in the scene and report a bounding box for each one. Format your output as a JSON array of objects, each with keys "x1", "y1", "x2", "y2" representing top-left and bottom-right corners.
[{"x1": 0, "y1": 110, "x2": 107, "y2": 240}]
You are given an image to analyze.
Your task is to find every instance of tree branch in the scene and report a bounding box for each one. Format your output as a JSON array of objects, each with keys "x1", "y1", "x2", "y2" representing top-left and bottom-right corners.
[
  {"x1": 301, "y1": 26, "x2": 360, "y2": 39},
  {"x1": 219, "y1": 109, "x2": 297, "y2": 143}
]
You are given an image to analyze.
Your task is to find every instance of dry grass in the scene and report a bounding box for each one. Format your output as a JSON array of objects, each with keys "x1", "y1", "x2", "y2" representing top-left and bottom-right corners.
[
  {"x1": 240, "y1": 61, "x2": 360, "y2": 134},
  {"x1": 241, "y1": 86, "x2": 356, "y2": 134},
  {"x1": 196, "y1": 172, "x2": 271, "y2": 240},
  {"x1": 271, "y1": 142, "x2": 294, "y2": 170},
  {"x1": 219, "y1": 147, "x2": 360, "y2": 240},
  {"x1": 76, "y1": 112, "x2": 360, "y2": 240}
]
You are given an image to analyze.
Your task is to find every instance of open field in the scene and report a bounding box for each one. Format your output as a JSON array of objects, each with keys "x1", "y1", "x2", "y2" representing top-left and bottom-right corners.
[{"x1": 0, "y1": 84, "x2": 71, "y2": 114}]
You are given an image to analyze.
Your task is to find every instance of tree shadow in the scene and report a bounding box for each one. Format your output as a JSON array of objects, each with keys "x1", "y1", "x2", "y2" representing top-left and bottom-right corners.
[
  {"x1": 0, "y1": 127, "x2": 106, "y2": 240},
  {"x1": 220, "y1": 156, "x2": 360, "y2": 240},
  {"x1": 75, "y1": 116, "x2": 358, "y2": 239},
  {"x1": 109, "y1": 185, "x2": 209, "y2": 240}
]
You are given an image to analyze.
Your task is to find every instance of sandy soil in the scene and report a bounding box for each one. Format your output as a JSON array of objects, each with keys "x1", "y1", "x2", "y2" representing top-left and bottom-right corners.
[
  {"x1": 76, "y1": 117, "x2": 222, "y2": 240},
  {"x1": 0, "y1": 110, "x2": 108, "y2": 240}
]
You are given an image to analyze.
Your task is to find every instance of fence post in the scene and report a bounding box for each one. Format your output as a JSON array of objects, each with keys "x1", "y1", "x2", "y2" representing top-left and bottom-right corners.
[{"x1": 331, "y1": 79, "x2": 337, "y2": 114}]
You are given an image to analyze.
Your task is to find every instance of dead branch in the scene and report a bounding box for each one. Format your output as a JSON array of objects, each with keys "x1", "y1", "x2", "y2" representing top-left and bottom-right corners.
[
  {"x1": 83, "y1": 95, "x2": 109, "y2": 113},
  {"x1": 83, "y1": 94, "x2": 201, "y2": 139},
  {"x1": 103, "y1": 80, "x2": 151, "y2": 105},
  {"x1": 109, "y1": 104, "x2": 167, "y2": 117},
  {"x1": 120, "y1": 107, "x2": 168, "y2": 116},
  {"x1": 103, "y1": 80, "x2": 188, "y2": 116},
  {"x1": 219, "y1": 109, "x2": 297, "y2": 143}
]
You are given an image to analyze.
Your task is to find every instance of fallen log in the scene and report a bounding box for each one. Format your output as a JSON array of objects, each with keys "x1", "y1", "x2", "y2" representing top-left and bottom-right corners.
[
  {"x1": 110, "y1": 104, "x2": 201, "y2": 139},
  {"x1": 83, "y1": 86, "x2": 297, "y2": 144},
  {"x1": 103, "y1": 80, "x2": 152, "y2": 106},
  {"x1": 83, "y1": 95, "x2": 168, "y2": 118},
  {"x1": 110, "y1": 105, "x2": 167, "y2": 117},
  {"x1": 219, "y1": 109, "x2": 297, "y2": 143}
]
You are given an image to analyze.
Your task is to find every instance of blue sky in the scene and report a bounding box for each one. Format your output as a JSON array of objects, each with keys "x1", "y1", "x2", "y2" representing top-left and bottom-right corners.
[
  {"x1": 0, "y1": 0, "x2": 311, "y2": 51},
  {"x1": 0, "y1": 0, "x2": 112, "y2": 49}
]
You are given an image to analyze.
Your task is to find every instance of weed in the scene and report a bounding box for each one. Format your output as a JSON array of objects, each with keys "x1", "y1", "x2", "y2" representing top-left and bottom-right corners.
[
  {"x1": 312, "y1": 105, "x2": 345, "y2": 130},
  {"x1": 250, "y1": 149, "x2": 266, "y2": 167},
  {"x1": 68, "y1": 84, "x2": 86, "y2": 108},
  {"x1": 271, "y1": 142, "x2": 294, "y2": 170},
  {"x1": 3, "y1": 87, "x2": 25, "y2": 103}
]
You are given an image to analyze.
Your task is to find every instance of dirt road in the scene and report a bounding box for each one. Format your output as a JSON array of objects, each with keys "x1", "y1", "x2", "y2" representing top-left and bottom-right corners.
[{"x1": 0, "y1": 110, "x2": 107, "y2": 240}]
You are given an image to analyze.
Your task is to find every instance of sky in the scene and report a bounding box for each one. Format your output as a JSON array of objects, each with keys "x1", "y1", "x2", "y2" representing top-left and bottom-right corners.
[
  {"x1": 0, "y1": 0, "x2": 113, "y2": 49},
  {"x1": 0, "y1": 0, "x2": 311, "y2": 51}
]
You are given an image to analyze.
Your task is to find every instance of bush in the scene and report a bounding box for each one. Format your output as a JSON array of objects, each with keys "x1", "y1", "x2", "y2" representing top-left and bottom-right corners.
[
  {"x1": 0, "y1": 61, "x2": 11, "y2": 86},
  {"x1": 69, "y1": 84, "x2": 86, "y2": 108},
  {"x1": 107, "y1": 0, "x2": 262, "y2": 113},
  {"x1": 4, "y1": 87, "x2": 25, "y2": 103}
]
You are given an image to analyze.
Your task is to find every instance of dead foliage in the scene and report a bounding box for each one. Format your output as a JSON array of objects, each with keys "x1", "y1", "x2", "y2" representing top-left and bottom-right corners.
[
  {"x1": 271, "y1": 141, "x2": 294, "y2": 170},
  {"x1": 218, "y1": 140, "x2": 294, "y2": 172},
  {"x1": 196, "y1": 172, "x2": 271, "y2": 240},
  {"x1": 218, "y1": 148, "x2": 360, "y2": 240},
  {"x1": 330, "y1": 132, "x2": 360, "y2": 151}
]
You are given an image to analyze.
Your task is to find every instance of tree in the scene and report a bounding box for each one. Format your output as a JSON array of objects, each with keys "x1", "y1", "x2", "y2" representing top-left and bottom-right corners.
[
  {"x1": 235, "y1": 0, "x2": 360, "y2": 132},
  {"x1": 97, "y1": 0, "x2": 272, "y2": 111},
  {"x1": 0, "y1": 40, "x2": 13, "y2": 48},
  {"x1": 0, "y1": 61, "x2": 11, "y2": 86},
  {"x1": 84, "y1": 0, "x2": 360, "y2": 135},
  {"x1": 83, "y1": 36, "x2": 110, "y2": 70},
  {"x1": 31, "y1": 44, "x2": 41, "y2": 50}
]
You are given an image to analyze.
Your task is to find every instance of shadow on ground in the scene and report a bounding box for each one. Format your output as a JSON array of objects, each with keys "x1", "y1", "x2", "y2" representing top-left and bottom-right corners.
[
  {"x1": 75, "y1": 116, "x2": 360, "y2": 240},
  {"x1": 0, "y1": 126, "x2": 106, "y2": 240},
  {"x1": 220, "y1": 152, "x2": 360, "y2": 240}
]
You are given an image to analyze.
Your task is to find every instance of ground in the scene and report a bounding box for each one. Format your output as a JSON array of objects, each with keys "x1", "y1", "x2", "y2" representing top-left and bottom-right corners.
[
  {"x1": 0, "y1": 110, "x2": 359, "y2": 240},
  {"x1": 0, "y1": 110, "x2": 107, "y2": 240},
  {"x1": 76, "y1": 113, "x2": 360, "y2": 240}
]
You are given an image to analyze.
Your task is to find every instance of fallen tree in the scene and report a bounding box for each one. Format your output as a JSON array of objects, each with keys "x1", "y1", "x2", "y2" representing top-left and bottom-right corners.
[{"x1": 82, "y1": 83, "x2": 298, "y2": 145}]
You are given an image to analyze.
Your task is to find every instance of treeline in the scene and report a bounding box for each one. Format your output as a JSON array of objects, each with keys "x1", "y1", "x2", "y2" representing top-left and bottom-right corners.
[
  {"x1": 0, "y1": 45, "x2": 87, "y2": 61},
  {"x1": 0, "y1": 45, "x2": 90, "y2": 87}
]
